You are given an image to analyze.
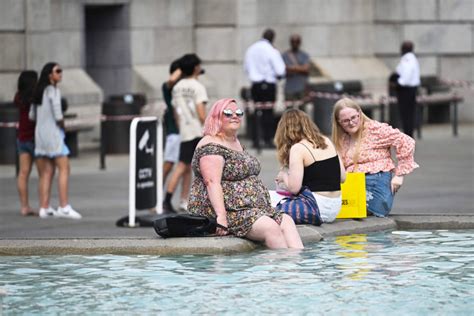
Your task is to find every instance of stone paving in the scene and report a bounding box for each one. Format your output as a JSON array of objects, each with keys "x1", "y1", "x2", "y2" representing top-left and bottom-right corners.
[{"x1": 0, "y1": 123, "x2": 473, "y2": 254}]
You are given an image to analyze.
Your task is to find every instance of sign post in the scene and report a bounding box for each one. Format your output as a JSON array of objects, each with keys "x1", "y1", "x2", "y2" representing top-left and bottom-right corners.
[{"x1": 128, "y1": 117, "x2": 163, "y2": 227}]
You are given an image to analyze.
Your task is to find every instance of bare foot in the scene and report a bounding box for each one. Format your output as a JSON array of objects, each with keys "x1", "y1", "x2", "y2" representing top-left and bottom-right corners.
[{"x1": 21, "y1": 208, "x2": 39, "y2": 217}]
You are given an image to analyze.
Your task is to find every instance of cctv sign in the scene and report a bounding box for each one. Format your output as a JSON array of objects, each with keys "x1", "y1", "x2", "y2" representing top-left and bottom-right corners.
[{"x1": 133, "y1": 119, "x2": 157, "y2": 210}]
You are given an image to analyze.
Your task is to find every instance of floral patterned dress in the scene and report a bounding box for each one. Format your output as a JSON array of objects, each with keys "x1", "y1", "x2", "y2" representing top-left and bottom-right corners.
[{"x1": 188, "y1": 143, "x2": 283, "y2": 237}]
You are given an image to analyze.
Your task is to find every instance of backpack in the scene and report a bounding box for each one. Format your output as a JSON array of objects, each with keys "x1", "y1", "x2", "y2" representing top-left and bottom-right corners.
[{"x1": 153, "y1": 214, "x2": 224, "y2": 238}]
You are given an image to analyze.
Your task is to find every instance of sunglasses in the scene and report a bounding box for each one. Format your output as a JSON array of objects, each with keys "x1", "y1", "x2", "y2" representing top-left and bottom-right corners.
[
  {"x1": 54, "y1": 69, "x2": 62, "y2": 74},
  {"x1": 222, "y1": 109, "x2": 244, "y2": 118}
]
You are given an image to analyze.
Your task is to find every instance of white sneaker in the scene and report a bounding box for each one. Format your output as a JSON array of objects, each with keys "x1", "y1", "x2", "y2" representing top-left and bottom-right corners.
[
  {"x1": 56, "y1": 205, "x2": 82, "y2": 219},
  {"x1": 179, "y1": 200, "x2": 188, "y2": 212},
  {"x1": 39, "y1": 207, "x2": 57, "y2": 219}
]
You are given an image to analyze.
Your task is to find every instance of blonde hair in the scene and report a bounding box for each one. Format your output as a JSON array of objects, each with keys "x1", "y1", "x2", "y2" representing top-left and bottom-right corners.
[
  {"x1": 331, "y1": 97, "x2": 371, "y2": 168},
  {"x1": 274, "y1": 109, "x2": 327, "y2": 167}
]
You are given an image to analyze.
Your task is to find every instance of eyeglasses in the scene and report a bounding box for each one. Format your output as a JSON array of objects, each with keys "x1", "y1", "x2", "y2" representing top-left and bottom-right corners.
[
  {"x1": 223, "y1": 109, "x2": 244, "y2": 118},
  {"x1": 339, "y1": 113, "x2": 360, "y2": 126},
  {"x1": 54, "y1": 69, "x2": 62, "y2": 74}
]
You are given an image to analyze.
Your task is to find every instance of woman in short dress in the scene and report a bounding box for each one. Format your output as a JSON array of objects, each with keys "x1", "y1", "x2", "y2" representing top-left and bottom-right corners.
[
  {"x1": 30, "y1": 62, "x2": 81, "y2": 219},
  {"x1": 188, "y1": 98, "x2": 303, "y2": 249}
]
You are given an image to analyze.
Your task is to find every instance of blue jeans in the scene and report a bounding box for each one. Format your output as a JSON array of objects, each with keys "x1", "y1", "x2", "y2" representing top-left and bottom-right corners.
[{"x1": 365, "y1": 172, "x2": 394, "y2": 217}]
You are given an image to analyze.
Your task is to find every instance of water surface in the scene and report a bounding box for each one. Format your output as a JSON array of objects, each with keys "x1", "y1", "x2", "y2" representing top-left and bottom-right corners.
[{"x1": 1, "y1": 230, "x2": 473, "y2": 314}]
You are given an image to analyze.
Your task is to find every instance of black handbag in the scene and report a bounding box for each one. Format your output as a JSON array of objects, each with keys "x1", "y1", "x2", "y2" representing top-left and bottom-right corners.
[{"x1": 153, "y1": 214, "x2": 225, "y2": 238}]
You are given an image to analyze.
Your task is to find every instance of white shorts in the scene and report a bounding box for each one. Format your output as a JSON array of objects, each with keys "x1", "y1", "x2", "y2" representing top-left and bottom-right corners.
[
  {"x1": 164, "y1": 134, "x2": 180, "y2": 163},
  {"x1": 269, "y1": 190, "x2": 342, "y2": 223}
]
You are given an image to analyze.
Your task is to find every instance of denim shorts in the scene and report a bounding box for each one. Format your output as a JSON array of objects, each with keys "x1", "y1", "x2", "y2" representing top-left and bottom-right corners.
[
  {"x1": 17, "y1": 139, "x2": 35, "y2": 156},
  {"x1": 365, "y1": 171, "x2": 394, "y2": 217}
]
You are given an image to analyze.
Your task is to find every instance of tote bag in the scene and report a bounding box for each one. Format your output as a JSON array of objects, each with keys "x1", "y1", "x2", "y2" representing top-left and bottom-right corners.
[
  {"x1": 337, "y1": 172, "x2": 367, "y2": 219},
  {"x1": 276, "y1": 187, "x2": 323, "y2": 226}
]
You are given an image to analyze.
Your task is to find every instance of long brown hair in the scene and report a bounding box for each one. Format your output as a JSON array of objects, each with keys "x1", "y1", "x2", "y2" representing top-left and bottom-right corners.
[
  {"x1": 274, "y1": 109, "x2": 327, "y2": 167},
  {"x1": 331, "y1": 98, "x2": 371, "y2": 168}
]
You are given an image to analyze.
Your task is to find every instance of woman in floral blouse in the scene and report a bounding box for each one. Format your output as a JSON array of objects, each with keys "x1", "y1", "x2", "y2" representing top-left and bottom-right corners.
[
  {"x1": 331, "y1": 98, "x2": 419, "y2": 217},
  {"x1": 188, "y1": 98, "x2": 303, "y2": 249}
]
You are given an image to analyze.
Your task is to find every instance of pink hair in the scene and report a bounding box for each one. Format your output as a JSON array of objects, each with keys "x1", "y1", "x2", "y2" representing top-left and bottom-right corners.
[{"x1": 203, "y1": 98, "x2": 237, "y2": 136}]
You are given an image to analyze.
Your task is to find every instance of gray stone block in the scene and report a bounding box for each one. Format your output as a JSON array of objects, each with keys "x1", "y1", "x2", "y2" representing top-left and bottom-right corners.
[
  {"x1": 132, "y1": 64, "x2": 169, "y2": 101},
  {"x1": 87, "y1": 66, "x2": 132, "y2": 97},
  {"x1": 404, "y1": 0, "x2": 436, "y2": 21},
  {"x1": 131, "y1": 29, "x2": 155, "y2": 64},
  {"x1": 440, "y1": 56, "x2": 474, "y2": 83},
  {"x1": 256, "y1": 0, "x2": 289, "y2": 25},
  {"x1": 377, "y1": 56, "x2": 399, "y2": 73},
  {"x1": 196, "y1": 0, "x2": 236, "y2": 25},
  {"x1": 327, "y1": 24, "x2": 374, "y2": 56},
  {"x1": 26, "y1": 33, "x2": 51, "y2": 71},
  {"x1": 418, "y1": 56, "x2": 438, "y2": 76},
  {"x1": 26, "y1": 0, "x2": 51, "y2": 31},
  {"x1": 440, "y1": 0, "x2": 474, "y2": 21},
  {"x1": 59, "y1": 68, "x2": 103, "y2": 105},
  {"x1": 374, "y1": 24, "x2": 402, "y2": 54},
  {"x1": 236, "y1": 0, "x2": 258, "y2": 26},
  {"x1": 0, "y1": 73, "x2": 19, "y2": 102},
  {"x1": 0, "y1": 34, "x2": 25, "y2": 71},
  {"x1": 153, "y1": 28, "x2": 193, "y2": 63},
  {"x1": 0, "y1": 0, "x2": 24, "y2": 30},
  {"x1": 130, "y1": 0, "x2": 161, "y2": 27},
  {"x1": 50, "y1": 31, "x2": 82, "y2": 68},
  {"x1": 291, "y1": 0, "x2": 371, "y2": 24},
  {"x1": 404, "y1": 24, "x2": 472, "y2": 54},
  {"x1": 167, "y1": 0, "x2": 194, "y2": 27},
  {"x1": 51, "y1": 0, "x2": 83, "y2": 30},
  {"x1": 196, "y1": 28, "x2": 236, "y2": 62},
  {"x1": 294, "y1": 26, "x2": 329, "y2": 57},
  {"x1": 199, "y1": 64, "x2": 239, "y2": 98},
  {"x1": 374, "y1": 0, "x2": 403, "y2": 21}
]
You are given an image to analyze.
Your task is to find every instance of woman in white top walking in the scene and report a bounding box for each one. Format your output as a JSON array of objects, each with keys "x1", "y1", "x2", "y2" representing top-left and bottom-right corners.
[{"x1": 30, "y1": 62, "x2": 81, "y2": 219}]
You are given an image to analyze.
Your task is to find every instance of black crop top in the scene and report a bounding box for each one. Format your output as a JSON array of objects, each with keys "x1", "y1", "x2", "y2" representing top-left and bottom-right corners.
[{"x1": 301, "y1": 144, "x2": 341, "y2": 191}]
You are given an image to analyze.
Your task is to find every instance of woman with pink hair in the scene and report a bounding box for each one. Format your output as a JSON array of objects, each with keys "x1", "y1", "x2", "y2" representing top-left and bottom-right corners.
[{"x1": 187, "y1": 98, "x2": 303, "y2": 249}]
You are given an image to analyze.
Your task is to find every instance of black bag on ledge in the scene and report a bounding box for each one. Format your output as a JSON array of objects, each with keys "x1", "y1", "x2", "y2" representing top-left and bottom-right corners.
[{"x1": 153, "y1": 214, "x2": 224, "y2": 238}]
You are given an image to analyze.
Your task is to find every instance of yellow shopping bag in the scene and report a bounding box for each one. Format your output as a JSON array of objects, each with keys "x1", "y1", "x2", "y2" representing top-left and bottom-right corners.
[{"x1": 337, "y1": 172, "x2": 367, "y2": 219}]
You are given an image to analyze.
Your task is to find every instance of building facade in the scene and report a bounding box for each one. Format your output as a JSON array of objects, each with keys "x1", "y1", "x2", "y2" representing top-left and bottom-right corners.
[{"x1": 0, "y1": 0, "x2": 473, "y2": 125}]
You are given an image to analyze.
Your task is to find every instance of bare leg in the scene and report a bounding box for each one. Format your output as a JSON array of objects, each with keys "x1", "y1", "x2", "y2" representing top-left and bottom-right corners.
[
  {"x1": 55, "y1": 156, "x2": 70, "y2": 208},
  {"x1": 166, "y1": 162, "x2": 188, "y2": 194},
  {"x1": 246, "y1": 216, "x2": 289, "y2": 249},
  {"x1": 17, "y1": 152, "x2": 34, "y2": 214},
  {"x1": 162, "y1": 161, "x2": 174, "y2": 184},
  {"x1": 37, "y1": 158, "x2": 54, "y2": 209},
  {"x1": 179, "y1": 165, "x2": 192, "y2": 203},
  {"x1": 280, "y1": 214, "x2": 304, "y2": 249}
]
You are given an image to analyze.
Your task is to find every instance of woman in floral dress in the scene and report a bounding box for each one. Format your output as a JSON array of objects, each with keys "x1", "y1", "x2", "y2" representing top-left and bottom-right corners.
[
  {"x1": 188, "y1": 98, "x2": 303, "y2": 249},
  {"x1": 332, "y1": 97, "x2": 419, "y2": 217}
]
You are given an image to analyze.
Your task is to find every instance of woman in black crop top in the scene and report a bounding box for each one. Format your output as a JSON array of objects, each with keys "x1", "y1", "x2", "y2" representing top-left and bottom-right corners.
[{"x1": 273, "y1": 109, "x2": 346, "y2": 223}]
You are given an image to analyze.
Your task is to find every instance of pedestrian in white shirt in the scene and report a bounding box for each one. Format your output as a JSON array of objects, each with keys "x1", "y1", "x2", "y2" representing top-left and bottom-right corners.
[
  {"x1": 244, "y1": 29, "x2": 286, "y2": 149},
  {"x1": 395, "y1": 41, "x2": 420, "y2": 137}
]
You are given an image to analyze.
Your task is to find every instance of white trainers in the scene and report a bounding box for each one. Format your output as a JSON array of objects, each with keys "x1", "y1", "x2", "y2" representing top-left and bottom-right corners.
[
  {"x1": 56, "y1": 205, "x2": 82, "y2": 219},
  {"x1": 39, "y1": 207, "x2": 57, "y2": 219},
  {"x1": 179, "y1": 200, "x2": 188, "y2": 212}
]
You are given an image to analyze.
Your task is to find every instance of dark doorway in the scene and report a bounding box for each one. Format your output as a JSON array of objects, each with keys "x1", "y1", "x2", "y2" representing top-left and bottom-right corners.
[{"x1": 84, "y1": 5, "x2": 132, "y2": 98}]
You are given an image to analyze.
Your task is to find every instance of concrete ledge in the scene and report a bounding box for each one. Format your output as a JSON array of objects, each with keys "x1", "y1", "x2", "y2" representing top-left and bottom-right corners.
[
  {"x1": 0, "y1": 237, "x2": 258, "y2": 256},
  {"x1": 1, "y1": 216, "x2": 473, "y2": 256},
  {"x1": 316, "y1": 217, "x2": 397, "y2": 237},
  {"x1": 392, "y1": 215, "x2": 474, "y2": 230}
]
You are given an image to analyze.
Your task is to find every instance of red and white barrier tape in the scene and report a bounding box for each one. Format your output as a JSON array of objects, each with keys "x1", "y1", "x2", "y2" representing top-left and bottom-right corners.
[
  {"x1": 439, "y1": 79, "x2": 473, "y2": 89},
  {"x1": 100, "y1": 114, "x2": 143, "y2": 121},
  {"x1": 0, "y1": 121, "x2": 18, "y2": 128}
]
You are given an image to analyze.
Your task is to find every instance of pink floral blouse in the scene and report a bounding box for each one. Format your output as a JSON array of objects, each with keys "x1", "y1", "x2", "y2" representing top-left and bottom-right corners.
[{"x1": 340, "y1": 120, "x2": 419, "y2": 176}]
